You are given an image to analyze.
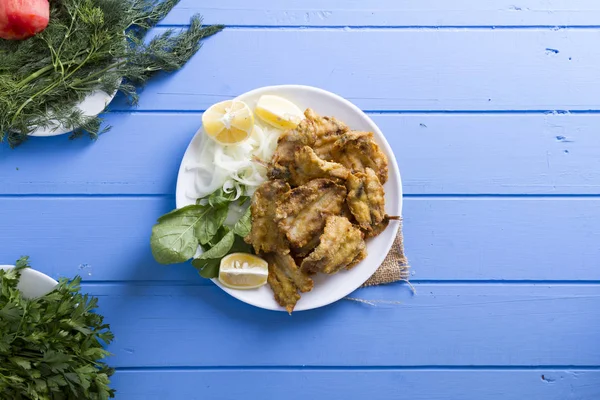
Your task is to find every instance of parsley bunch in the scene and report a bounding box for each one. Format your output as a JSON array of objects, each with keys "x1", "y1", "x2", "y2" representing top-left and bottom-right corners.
[
  {"x1": 0, "y1": 257, "x2": 115, "y2": 399},
  {"x1": 0, "y1": 0, "x2": 223, "y2": 147}
]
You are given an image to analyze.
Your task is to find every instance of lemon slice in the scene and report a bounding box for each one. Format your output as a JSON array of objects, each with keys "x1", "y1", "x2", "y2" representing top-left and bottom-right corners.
[
  {"x1": 218, "y1": 253, "x2": 268, "y2": 290},
  {"x1": 255, "y1": 95, "x2": 304, "y2": 130},
  {"x1": 202, "y1": 100, "x2": 254, "y2": 144}
]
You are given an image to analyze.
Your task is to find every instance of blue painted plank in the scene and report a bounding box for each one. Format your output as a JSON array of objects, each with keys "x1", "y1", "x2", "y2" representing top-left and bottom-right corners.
[
  {"x1": 161, "y1": 0, "x2": 600, "y2": 27},
  {"x1": 0, "y1": 113, "x2": 199, "y2": 195},
  {"x1": 111, "y1": 369, "x2": 600, "y2": 400},
  {"x1": 107, "y1": 28, "x2": 600, "y2": 112},
  {"x1": 81, "y1": 283, "x2": 600, "y2": 367},
  {"x1": 1, "y1": 198, "x2": 600, "y2": 282},
  {"x1": 403, "y1": 197, "x2": 600, "y2": 281},
  {"x1": 2, "y1": 114, "x2": 599, "y2": 195}
]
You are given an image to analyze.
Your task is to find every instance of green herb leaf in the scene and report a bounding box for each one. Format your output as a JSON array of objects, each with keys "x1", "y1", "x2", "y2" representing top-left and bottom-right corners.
[
  {"x1": 152, "y1": 187, "x2": 254, "y2": 276},
  {"x1": 192, "y1": 234, "x2": 253, "y2": 279},
  {"x1": 0, "y1": 257, "x2": 115, "y2": 398},
  {"x1": 229, "y1": 234, "x2": 254, "y2": 254},
  {"x1": 196, "y1": 230, "x2": 235, "y2": 260},
  {"x1": 192, "y1": 230, "x2": 234, "y2": 278},
  {"x1": 233, "y1": 206, "x2": 252, "y2": 237},
  {"x1": 205, "y1": 187, "x2": 238, "y2": 208},
  {"x1": 151, "y1": 205, "x2": 209, "y2": 264},
  {"x1": 195, "y1": 258, "x2": 220, "y2": 279},
  {"x1": 0, "y1": 0, "x2": 223, "y2": 147},
  {"x1": 195, "y1": 205, "x2": 228, "y2": 245}
]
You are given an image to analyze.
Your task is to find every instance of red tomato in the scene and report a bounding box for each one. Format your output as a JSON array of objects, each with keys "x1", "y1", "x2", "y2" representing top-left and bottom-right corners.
[{"x1": 0, "y1": 0, "x2": 50, "y2": 40}]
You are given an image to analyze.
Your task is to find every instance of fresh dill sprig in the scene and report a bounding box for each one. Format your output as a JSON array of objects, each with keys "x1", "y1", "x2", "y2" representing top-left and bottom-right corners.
[{"x1": 0, "y1": 0, "x2": 223, "y2": 147}]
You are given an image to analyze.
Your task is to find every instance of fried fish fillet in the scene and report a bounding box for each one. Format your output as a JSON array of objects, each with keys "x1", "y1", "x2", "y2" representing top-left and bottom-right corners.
[
  {"x1": 288, "y1": 146, "x2": 350, "y2": 186},
  {"x1": 245, "y1": 180, "x2": 291, "y2": 254},
  {"x1": 331, "y1": 131, "x2": 389, "y2": 184},
  {"x1": 264, "y1": 253, "x2": 314, "y2": 314},
  {"x1": 269, "y1": 111, "x2": 316, "y2": 177},
  {"x1": 268, "y1": 109, "x2": 349, "y2": 183},
  {"x1": 276, "y1": 179, "x2": 346, "y2": 251},
  {"x1": 307, "y1": 108, "x2": 350, "y2": 160},
  {"x1": 346, "y1": 168, "x2": 386, "y2": 233},
  {"x1": 365, "y1": 215, "x2": 391, "y2": 239},
  {"x1": 347, "y1": 248, "x2": 367, "y2": 270},
  {"x1": 301, "y1": 216, "x2": 366, "y2": 275}
]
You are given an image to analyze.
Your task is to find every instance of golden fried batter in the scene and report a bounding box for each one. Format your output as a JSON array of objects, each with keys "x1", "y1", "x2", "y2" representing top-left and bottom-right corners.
[
  {"x1": 347, "y1": 248, "x2": 367, "y2": 270},
  {"x1": 276, "y1": 179, "x2": 346, "y2": 250},
  {"x1": 365, "y1": 215, "x2": 395, "y2": 239},
  {"x1": 301, "y1": 216, "x2": 366, "y2": 275},
  {"x1": 331, "y1": 131, "x2": 389, "y2": 184},
  {"x1": 264, "y1": 253, "x2": 314, "y2": 314},
  {"x1": 245, "y1": 180, "x2": 291, "y2": 254},
  {"x1": 288, "y1": 146, "x2": 349, "y2": 186},
  {"x1": 252, "y1": 108, "x2": 397, "y2": 311},
  {"x1": 306, "y1": 108, "x2": 350, "y2": 159},
  {"x1": 346, "y1": 168, "x2": 386, "y2": 233},
  {"x1": 268, "y1": 109, "x2": 349, "y2": 183},
  {"x1": 293, "y1": 235, "x2": 321, "y2": 258}
]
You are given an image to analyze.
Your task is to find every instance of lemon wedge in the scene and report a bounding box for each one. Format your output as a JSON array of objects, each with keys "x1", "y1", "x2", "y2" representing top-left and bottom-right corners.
[
  {"x1": 202, "y1": 100, "x2": 254, "y2": 144},
  {"x1": 255, "y1": 95, "x2": 304, "y2": 130},
  {"x1": 218, "y1": 253, "x2": 268, "y2": 290}
]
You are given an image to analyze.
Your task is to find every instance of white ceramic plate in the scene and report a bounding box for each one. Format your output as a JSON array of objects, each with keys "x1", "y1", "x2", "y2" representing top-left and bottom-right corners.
[
  {"x1": 0, "y1": 265, "x2": 58, "y2": 299},
  {"x1": 30, "y1": 90, "x2": 116, "y2": 137},
  {"x1": 176, "y1": 85, "x2": 402, "y2": 312}
]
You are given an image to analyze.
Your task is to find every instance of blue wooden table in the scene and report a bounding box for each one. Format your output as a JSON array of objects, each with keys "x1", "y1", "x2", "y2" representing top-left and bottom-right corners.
[{"x1": 2, "y1": 1, "x2": 600, "y2": 398}]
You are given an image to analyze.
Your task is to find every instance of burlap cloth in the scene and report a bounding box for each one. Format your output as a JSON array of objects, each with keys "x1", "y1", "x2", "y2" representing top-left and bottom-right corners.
[{"x1": 361, "y1": 220, "x2": 409, "y2": 287}]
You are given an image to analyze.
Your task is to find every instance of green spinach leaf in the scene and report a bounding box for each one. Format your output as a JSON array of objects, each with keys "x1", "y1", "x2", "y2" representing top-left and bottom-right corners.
[
  {"x1": 233, "y1": 206, "x2": 252, "y2": 237},
  {"x1": 150, "y1": 205, "x2": 209, "y2": 264},
  {"x1": 196, "y1": 230, "x2": 235, "y2": 260},
  {"x1": 192, "y1": 235, "x2": 254, "y2": 278},
  {"x1": 195, "y1": 205, "x2": 228, "y2": 245},
  {"x1": 195, "y1": 258, "x2": 220, "y2": 279}
]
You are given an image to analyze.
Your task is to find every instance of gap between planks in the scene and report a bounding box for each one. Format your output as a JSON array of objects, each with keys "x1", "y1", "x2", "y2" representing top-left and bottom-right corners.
[
  {"x1": 156, "y1": 24, "x2": 600, "y2": 30},
  {"x1": 113, "y1": 365, "x2": 600, "y2": 372},
  {"x1": 106, "y1": 109, "x2": 600, "y2": 115},
  {"x1": 78, "y1": 280, "x2": 600, "y2": 287},
  {"x1": 3, "y1": 194, "x2": 600, "y2": 199}
]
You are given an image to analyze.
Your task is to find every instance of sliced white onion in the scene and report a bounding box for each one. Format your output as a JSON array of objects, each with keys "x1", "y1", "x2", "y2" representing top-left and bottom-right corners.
[{"x1": 189, "y1": 123, "x2": 281, "y2": 200}]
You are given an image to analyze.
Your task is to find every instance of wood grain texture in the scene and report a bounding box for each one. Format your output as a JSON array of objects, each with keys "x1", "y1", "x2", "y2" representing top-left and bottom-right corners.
[
  {"x1": 1, "y1": 198, "x2": 599, "y2": 282},
  {"x1": 160, "y1": 0, "x2": 600, "y2": 27},
  {"x1": 2, "y1": 114, "x2": 599, "y2": 195},
  {"x1": 107, "y1": 28, "x2": 600, "y2": 112},
  {"x1": 1, "y1": 2, "x2": 598, "y2": 396},
  {"x1": 82, "y1": 283, "x2": 600, "y2": 367},
  {"x1": 112, "y1": 369, "x2": 600, "y2": 400}
]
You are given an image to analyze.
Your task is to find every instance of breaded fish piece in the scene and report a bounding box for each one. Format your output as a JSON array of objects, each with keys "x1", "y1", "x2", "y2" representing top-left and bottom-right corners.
[
  {"x1": 268, "y1": 109, "x2": 349, "y2": 182},
  {"x1": 269, "y1": 111, "x2": 316, "y2": 177},
  {"x1": 301, "y1": 216, "x2": 366, "y2": 275},
  {"x1": 289, "y1": 146, "x2": 350, "y2": 186},
  {"x1": 307, "y1": 108, "x2": 350, "y2": 160},
  {"x1": 265, "y1": 253, "x2": 314, "y2": 313},
  {"x1": 346, "y1": 168, "x2": 386, "y2": 233},
  {"x1": 245, "y1": 180, "x2": 291, "y2": 254},
  {"x1": 365, "y1": 215, "x2": 393, "y2": 239},
  {"x1": 331, "y1": 131, "x2": 389, "y2": 184},
  {"x1": 346, "y1": 248, "x2": 367, "y2": 270},
  {"x1": 276, "y1": 179, "x2": 346, "y2": 250}
]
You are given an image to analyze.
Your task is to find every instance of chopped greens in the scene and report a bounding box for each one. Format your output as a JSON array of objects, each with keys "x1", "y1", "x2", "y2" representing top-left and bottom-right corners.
[{"x1": 0, "y1": 257, "x2": 115, "y2": 399}]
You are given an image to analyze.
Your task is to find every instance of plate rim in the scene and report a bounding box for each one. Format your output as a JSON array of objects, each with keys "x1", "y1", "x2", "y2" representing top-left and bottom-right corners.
[
  {"x1": 0, "y1": 265, "x2": 58, "y2": 299},
  {"x1": 175, "y1": 84, "x2": 403, "y2": 312},
  {"x1": 29, "y1": 89, "x2": 117, "y2": 137}
]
